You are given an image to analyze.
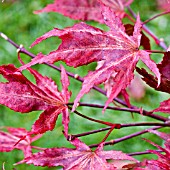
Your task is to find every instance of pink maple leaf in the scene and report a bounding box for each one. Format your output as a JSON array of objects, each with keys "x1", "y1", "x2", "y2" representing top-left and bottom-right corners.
[
  {"x1": 34, "y1": 0, "x2": 133, "y2": 23},
  {"x1": 0, "y1": 127, "x2": 42, "y2": 158},
  {"x1": 17, "y1": 137, "x2": 137, "y2": 169},
  {"x1": 142, "y1": 130, "x2": 170, "y2": 170},
  {"x1": 152, "y1": 98, "x2": 170, "y2": 113},
  {"x1": 19, "y1": 6, "x2": 160, "y2": 112},
  {"x1": 0, "y1": 64, "x2": 71, "y2": 135},
  {"x1": 136, "y1": 51, "x2": 170, "y2": 94}
]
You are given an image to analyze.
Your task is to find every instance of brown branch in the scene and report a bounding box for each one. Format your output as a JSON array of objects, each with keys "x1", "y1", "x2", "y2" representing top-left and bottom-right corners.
[
  {"x1": 143, "y1": 10, "x2": 170, "y2": 25},
  {"x1": 68, "y1": 106, "x2": 120, "y2": 127},
  {"x1": 128, "y1": 150, "x2": 163, "y2": 156},
  {"x1": 72, "y1": 122, "x2": 170, "y2": 138},
  {"x1": 89, "y1": 126, "x2": 162, "y2": 148},
  {"x1": 68, "y1": 102, "x2": 168, "y2": 122}
]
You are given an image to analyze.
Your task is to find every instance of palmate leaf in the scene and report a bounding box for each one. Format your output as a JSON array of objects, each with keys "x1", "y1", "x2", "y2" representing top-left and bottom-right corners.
[
  {"x1": 152, "y1": 98, "x2": 170, "y2": 113},
  {"x1": 136, "y1": 52, "x2": 170, "y2": 94},
  {"x1": 19, "y1": 6, "x2": 160, "y2": 112},
  {"x1": 0, "y1": 127, "x2": 42, "y2": 157},
  {"x1": 18, "y1": 137, "x2": 137, "y2": 169},
  {"x1": 142, "y1": 130, "x2": 170, "y2": 169},
  {"x1": 34, "y1": 0, "x2": 133, "y2": 23},
  {"x1": 0, "y1": 64, "x2": 71, "y2": 135}
]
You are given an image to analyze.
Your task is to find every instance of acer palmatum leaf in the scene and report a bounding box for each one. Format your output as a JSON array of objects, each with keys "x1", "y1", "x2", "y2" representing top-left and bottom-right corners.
[
  {"x1": 136, "y1": 52, "x2": 170, "y2": 94},
  {"x1": 0, "y1": 64, "x2": 71, "y2": 135},
  {"x1": 141, "y1": 130, "x2": 170, "y2": 169},
  {"x1": 158, "y1": 52, "x2": 170, "y2": 80},
  {"x1": 124, "y1": 24, "x2": 151, "y2": 50},
  {"x1": 100, "y1": 0, "x2": 134, "y2": 18},
  {"x1": 18, "y1": 137, "x2": 137, "y2": 169},
  {"x1": 149, "y1": 130, "x2": 170, "y2": 143},
  {"x1": 149, "y1": 130, "x2": 170, "y2": 151},
  {"x1": 19, "y1": 6, "x2": 160, "y2": 112},
  {"x1": 34, "y1": 0, "x2": 103, "y2": 23},
  {"x1": 152, "y1": 98, "x2": 170, "y2": 113},
  {"x1": 34, "y1": 0, "x2": 133, "y2": 23},
  {"x1": 143, "y1": 138, "x2": 170, "y2": 170},
  {"x1": 0, "y1": 127, "x2": 42, "y2": 157}
]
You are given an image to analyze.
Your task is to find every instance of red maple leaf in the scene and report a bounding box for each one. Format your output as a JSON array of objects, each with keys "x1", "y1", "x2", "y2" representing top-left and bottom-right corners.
[
  {"x1": 17, "y1": 137, "x2": 137, "y2": 169},
  {"x1": 34, "y1": 0, "x2": 103, "y2": 23},
  {"x1": 0, "y1": 64, "x2": 71, "y2": 135},
  {"x1": 0, "y1": 127, "x2": 42, "y2": 157},
  {"x1": 34, "y1": 0, "x2": 133, "y2": 23},
  {"x1": 136, "y1": 52, "x2": 170, "y2": 94},
  {"x1": 152, "y1": 98, "x2": 170, "y2": 113},
  {"x1": 100, "y1": 0, "x2": 134, "y2": 18},
  {"x1": 19, "y1": 6, "x2": 160, "y2": 112},
  {"x1": 141, "y1": 130, "x2": 170, "y2": 170}
]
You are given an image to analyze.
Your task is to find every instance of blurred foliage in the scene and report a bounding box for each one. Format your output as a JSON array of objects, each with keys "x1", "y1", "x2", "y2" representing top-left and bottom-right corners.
[{"x1": 0, "y1": 0, "x2": 170, "y2": 169}]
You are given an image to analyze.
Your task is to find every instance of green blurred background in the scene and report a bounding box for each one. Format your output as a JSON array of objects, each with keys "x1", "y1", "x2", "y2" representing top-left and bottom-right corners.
[{"x1": 0, "y1": 0, "x2": 169, "y2": 169}]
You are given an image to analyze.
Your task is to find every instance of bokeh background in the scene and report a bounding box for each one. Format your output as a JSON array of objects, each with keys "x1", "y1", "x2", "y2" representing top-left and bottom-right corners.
[{"x1": 0, "y1": 0, "x2": 170, "y2": 169}]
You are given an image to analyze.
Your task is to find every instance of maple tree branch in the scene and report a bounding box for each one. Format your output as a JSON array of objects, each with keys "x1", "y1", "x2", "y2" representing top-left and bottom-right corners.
[
  {"x1": 68, "y1": 102, "x2": 168, "y2": 122},
  {"x1": 0, "y1": 32, "x2": 168, "y2": 123},
  {"x1": 143, "y1": 10, "x2": 170, "y2": 25},
  {"x1": 68, "y1": 106, "x2": 120, "y2": 127},
  {"x1": 128, "y1": 150, "x2": 163, "y2": 156},
  {"x1": 72, "y1": 122, "x2": 170, "y2": 138},
  {"x1": 89, "y1": 126, "x2": 162, "y2": 148},
  {"x1": 127, "y1": 7, "x2": 168, "y2": 50},
  {"x1": 68, "y1": 102, "x2": 141, "y2": 112}
]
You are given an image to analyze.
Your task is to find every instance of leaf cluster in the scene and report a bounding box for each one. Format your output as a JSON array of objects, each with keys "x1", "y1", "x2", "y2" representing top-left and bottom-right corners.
[{"x1": 0, "y1": 0, "x2": 170, "y2": 169}]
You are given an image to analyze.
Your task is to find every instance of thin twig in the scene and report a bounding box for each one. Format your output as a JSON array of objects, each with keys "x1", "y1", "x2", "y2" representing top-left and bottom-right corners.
[
  {"x1": 68, "y1": 102, "x2": 141, "y2": 112},
  {"x1": 68, "y1": 102, "x2": 168, "y2": 122},
  {"x1": 100, "y1": 126, "x2": 115, "y2": 144},
  {"x1": 143, "y1": 10, "x2": 170, "y2": 25},
  {"x1": 128, "y1": 150, "x2": 163, "y2": 156},
  {"x1": 89, "y1": 126, "x2": 162, "y2": 148},
  {"x1": 72, "y1": 122, "x2": 170, "y2": 138},
  {"x1": 146, "y1": 50, "x2": 165, "y2": 54},
  {"x1": 68, "y1": 106, "x2": 120, "y2": 127}
]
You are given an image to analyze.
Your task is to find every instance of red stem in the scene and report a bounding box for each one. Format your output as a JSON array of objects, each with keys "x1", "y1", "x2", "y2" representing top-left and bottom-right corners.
[
  {"x1": 100, "y1": 126, "x2": 115, "y2": 144},
  {"x1": 146, "y1": 50, "x2": 165, "y2": 54}
]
